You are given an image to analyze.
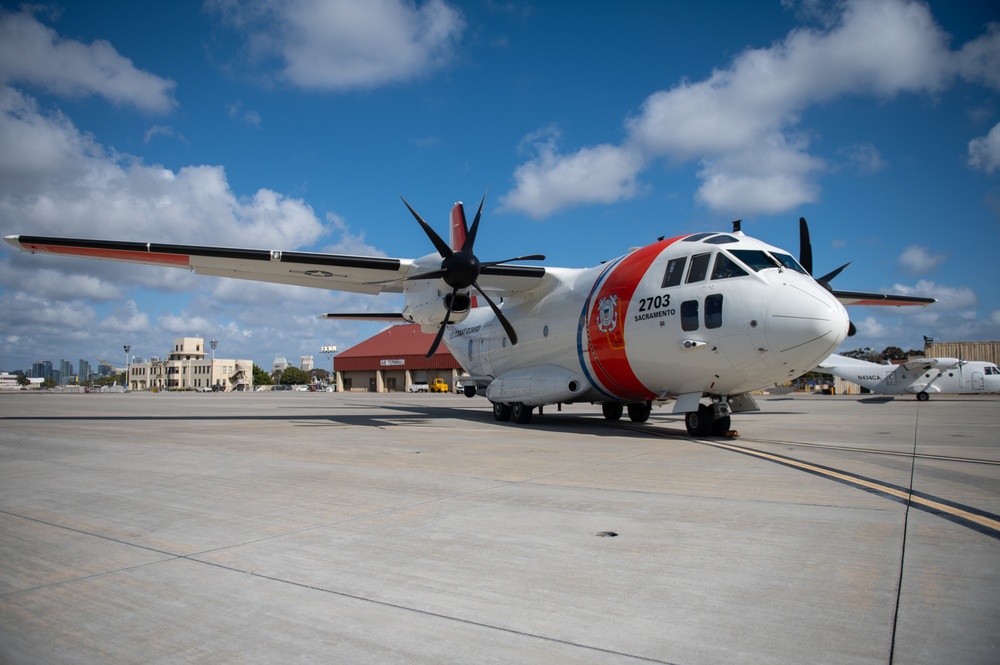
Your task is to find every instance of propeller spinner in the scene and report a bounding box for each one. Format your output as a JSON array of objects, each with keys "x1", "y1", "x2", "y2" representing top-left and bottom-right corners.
[{"x1": 400, "y1": 193, "x2": 545, "y2": 358}]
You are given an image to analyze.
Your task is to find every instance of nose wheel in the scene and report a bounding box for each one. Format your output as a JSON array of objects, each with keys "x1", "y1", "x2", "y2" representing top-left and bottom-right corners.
[{"x1": 685, "y1": 403, "x2": 732, "y2": 436}]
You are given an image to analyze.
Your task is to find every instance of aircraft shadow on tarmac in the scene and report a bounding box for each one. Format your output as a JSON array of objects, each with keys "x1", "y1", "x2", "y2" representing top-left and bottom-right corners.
[{"x1": 2, "y1": 405, "x2": 696, "y2": 439}]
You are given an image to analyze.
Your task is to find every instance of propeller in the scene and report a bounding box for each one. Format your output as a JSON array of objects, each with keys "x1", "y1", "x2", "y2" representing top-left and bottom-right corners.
[
  {"x1": 400, "y1": 192, "x2": 545, "y2": 358},
  {"x1": 799, "y1": 217, "x2": 856, "y2": 337}
]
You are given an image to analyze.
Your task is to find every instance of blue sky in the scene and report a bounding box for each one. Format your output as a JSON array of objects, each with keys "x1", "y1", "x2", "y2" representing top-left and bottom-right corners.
[{"x1": 1, "y1": 0, "x2": 998, "y2": 373}]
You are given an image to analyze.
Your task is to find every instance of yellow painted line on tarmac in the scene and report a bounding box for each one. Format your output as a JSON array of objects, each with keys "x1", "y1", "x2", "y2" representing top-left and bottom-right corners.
[{"x1": 700, "y1": 438, "x2": 1000, "y2": 536}]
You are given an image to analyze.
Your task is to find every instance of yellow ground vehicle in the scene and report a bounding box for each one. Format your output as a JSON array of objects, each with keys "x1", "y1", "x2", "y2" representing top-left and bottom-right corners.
[{"x1": 429, "y1": 378, "x2": 449, "y2": 393}]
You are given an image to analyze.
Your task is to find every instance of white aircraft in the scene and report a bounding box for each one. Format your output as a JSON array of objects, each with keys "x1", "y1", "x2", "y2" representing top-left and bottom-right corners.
[
  {"x1": 819, "y1": 354, "x2": 1000, "y2": 400},
  {"x1": 5, "y1": 195, "x2": 935, "y2": 435}
]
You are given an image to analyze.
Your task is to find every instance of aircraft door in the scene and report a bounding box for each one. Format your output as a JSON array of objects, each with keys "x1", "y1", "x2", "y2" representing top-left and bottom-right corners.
[
  {"x1": 478, "y1": 324, "x2": 495, "y2": 376},
  {"x1": 886, "y1": 370, "x2": 897, "y2": 386},
  {"x1": 972, "y1": 372, "x2": 985, "y2": 391}
]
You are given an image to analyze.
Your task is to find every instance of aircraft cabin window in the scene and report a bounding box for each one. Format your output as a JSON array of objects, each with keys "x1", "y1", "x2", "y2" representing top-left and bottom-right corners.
[
  {"x1": 686, "y1": 253, "x2": 711, "y2": 283},
  {"x1": 729, "y1": 249, "x2": 780, "y2": 272},
  {"x1": 711, "y1": 253, "x2": 748, "y2": 280},
  {"x1": 705, "y1": 294, "x2": 723, "y2": 329},
  {"x1": 681, "y1": 299, "x2": 699, "y2": 331},
  {"x1": 771, "y1": 252, "x2": 808, "y2": 273},
  {"x1": 662, "y1": 257, "x2": 686, "y2": 287}
]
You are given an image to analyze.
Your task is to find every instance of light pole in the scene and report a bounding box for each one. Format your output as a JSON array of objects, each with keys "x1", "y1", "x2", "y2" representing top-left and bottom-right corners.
[
  {"x1": 123, "y1": 344, "x2": 131, "y2": 391},
  {"x1": 210, "y1": 340, "x2": 218, "y2": 391},
  {"x1": 321, "y1": 345, "x2": 337, "y2": 390}
]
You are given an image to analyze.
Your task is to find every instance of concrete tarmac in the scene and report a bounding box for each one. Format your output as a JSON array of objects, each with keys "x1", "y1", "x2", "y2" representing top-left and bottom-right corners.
[{"x1": 1, "y1": 391, "x2": 998, "y2": 664}]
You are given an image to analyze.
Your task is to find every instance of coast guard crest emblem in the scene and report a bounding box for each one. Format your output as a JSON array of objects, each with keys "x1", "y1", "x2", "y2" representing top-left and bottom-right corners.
[{"x1": 596, "y1": 294, "x2": 619, "y2": 334}]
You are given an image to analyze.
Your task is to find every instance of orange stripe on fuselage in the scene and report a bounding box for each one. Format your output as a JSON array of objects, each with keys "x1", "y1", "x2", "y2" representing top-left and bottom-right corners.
[
  {"x1": 586, "y1": 235, "x2": 683, "y2": 401},
  {"x1": 22, "y1": 243, "x2": 191, "y2": 267}
]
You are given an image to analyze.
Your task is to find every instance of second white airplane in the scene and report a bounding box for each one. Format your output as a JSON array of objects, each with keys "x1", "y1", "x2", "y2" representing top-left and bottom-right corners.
[
  {"x1": 5, "y1": 195, "x2": 935, "y2": 435},
  {"x1": 819, "y1": 354, "x2": 1000, "y2": 400}
]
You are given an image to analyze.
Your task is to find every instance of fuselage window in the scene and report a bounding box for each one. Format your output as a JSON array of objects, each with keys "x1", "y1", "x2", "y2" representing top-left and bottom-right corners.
[
  {"x1": 681, "y1": 299, "x2": 699, "y2": 331},
  {"x1": 705, "y1": 294, "x2": 723, "y2": 329},
  {"x1": 771, "y1": 252, "x2": 808, "y2": 274},
  {"x1": 686, "y1": 253, "x2": 711, "y2": 283},
  {"x1": 662, "y1": 257, "x2": 686, "y2": 287},
  {"x1": 729, "y1": 249, "x2": 780, "y2": 272},
  {"x1": 711, "y1": 253, "x2": 748, "y2": 280}
]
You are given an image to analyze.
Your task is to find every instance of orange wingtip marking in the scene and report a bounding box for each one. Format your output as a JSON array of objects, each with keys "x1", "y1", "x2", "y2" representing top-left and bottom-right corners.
[{"x1": 23, "y1": 244, "x2": 190, "y2": 266}]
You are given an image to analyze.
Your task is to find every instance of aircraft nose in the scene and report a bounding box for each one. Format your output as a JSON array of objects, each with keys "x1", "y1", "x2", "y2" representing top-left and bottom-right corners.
[{"x1": 767, "y1": 284, "x2": 849, "y2": 367}]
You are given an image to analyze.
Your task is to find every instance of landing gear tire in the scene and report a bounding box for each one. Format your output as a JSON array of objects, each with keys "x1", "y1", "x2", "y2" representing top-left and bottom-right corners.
[
  {"x1": 464, "y1": 385, "x2": 476, "y2": 398},
  {"x1": 493, "y1": 401, "x2": 512, "y2": 421},
  {"x1": 627, "y1": 401, "x2": 651, "y2": 423},
  {"x1": 917, "y1": 391, "x2": 930, "y2": 401},
  {"x1": 685, "y1": 404, "x2": 714, "y2": 437},
  {"x1": 602, "y1": 403, "x2": 623, "y2": 421},
  {"x1": 710, "y1": 415, "x2": 732, "y2": 436},
  {"x1": 511, "y1": 402, "x2": 533, "y2": 424}
]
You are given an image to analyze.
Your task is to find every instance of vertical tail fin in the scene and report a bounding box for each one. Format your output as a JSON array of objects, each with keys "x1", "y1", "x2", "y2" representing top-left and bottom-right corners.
[
  {"x1": 449, "y1": 202, "x2": 478, "y2": 308},
  {"x1": 450, "y1": 202, "x2": 468, "y2": 252}
]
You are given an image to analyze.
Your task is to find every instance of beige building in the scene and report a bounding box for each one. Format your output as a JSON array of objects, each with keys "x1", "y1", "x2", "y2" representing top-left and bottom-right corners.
[{"x1": 129, "y1": 337, "x2": 252, "y2": 392}]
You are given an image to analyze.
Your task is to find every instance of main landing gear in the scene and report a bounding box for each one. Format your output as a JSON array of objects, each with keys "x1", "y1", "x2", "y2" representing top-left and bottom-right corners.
[
  {"x1": 601, "y1": 401, "x2": 651, "y2": 423},
  {"x1": 684, "y1": 402, "x2": 732, "y2": 437},
  {"x1": 492, "y1": 401, "x2": 533, "y2": 424}
]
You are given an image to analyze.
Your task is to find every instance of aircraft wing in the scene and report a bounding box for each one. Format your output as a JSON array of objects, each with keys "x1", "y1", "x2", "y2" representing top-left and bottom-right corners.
[
  {"x1": 832, "y1": 289, "x2": 936, "y2": 306},
  {"x1": 4, "y1": 234, "x2": 548, "y2": 296}
]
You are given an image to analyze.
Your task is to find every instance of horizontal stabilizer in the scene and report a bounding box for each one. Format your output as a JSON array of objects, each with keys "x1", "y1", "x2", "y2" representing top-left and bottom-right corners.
[
  {"x1": 833, "y1": 290, "x2": 936, "y2": 306},
  {"x1": 320, "y1": 313, "x2": 406, "y2": 321}
]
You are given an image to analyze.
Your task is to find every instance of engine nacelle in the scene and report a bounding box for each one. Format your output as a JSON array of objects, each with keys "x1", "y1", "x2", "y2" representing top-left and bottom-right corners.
[
  {"x1": 402, "y1": 287, "x2": 471, "y2": 330},
  {"x1": 486, "y1": 365, "x2": 589, "y2": 407}
]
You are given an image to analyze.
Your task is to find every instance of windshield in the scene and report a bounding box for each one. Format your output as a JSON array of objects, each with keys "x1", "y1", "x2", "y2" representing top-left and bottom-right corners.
[{"x1": 771, "y1": 252, "x2": 808, "y2": 274}]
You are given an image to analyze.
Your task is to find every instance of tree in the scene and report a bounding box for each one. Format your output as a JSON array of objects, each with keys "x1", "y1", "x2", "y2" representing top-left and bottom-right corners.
[
  {"x1": 252, "y1": 364, "x2": 272, "y2": 386},
  {"x1": 16, "y1": 374, "x2": 30, "y2": 388},
  {"x1": 279, "y1": 367, "x2": 310, "y2": 385},
  {"x1": 880, "y1": 346, "x2": 906, "y2": 361}
]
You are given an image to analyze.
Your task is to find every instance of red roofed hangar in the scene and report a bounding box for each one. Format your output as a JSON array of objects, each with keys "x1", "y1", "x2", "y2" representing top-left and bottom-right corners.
[{"x1": 333, "y1": 324, "x2": 463, "y2": 392}]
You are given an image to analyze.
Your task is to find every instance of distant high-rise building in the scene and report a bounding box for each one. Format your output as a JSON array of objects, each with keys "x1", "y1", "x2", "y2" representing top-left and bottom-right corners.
[
  {"x1": 300, "y1": 356, "x2": 314, "y2": 372},
  {"x1": 79, "y1": 359, "x2": 92, "y2": 381},
  {"x1": 60, "y1": 359, "x2": 73, "y2": 384}
]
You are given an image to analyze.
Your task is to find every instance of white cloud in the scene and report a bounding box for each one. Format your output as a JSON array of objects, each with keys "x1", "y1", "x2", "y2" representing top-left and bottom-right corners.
[
  {"x1": 968, "y1": 121, "x2": 1000, "y2": 173},
  {"x1": 207, "y1": 0, "x2": 465, "y2": 90},
  {"x1": 889, "y1": 280, "x2": 977, "y2": 310},
  {"x1": 0, "y1": 8, "x2": 176, "y2": 113},
  {"x1": 500, "y1": 131, "x2": 646, "y2": 218},
  {"x1": 503, "y1": 0, "x2": 983, "y2": 218},
  {"x1": 897, "y1": 244, "x2": 947, "y2": 275}
]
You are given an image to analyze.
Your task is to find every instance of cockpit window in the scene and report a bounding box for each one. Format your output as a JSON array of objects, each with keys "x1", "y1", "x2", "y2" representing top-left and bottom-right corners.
[
  {"x1": 704, "y1": 234, "x2": 738, "y2": 244},
  {"x1": 771, "y1": 252, "x2": 808, "y2": 274},
  {"x1": 711, "y1": 253, "x2": 748, "y2": 280},
  {"x1": 686, "y1": 253, "x2": 711, "y2": 283},
  {"x1": 662, "y1": 257, "x2": 686, "y2": 287},
  {"x1": 986, "y1": 365, "x2": 1000, "y2": 376},
  {"x1": 729, "y1": 249, "x2": 780, "y2": 272},
  {"x1": 683, "y1": 233, "x2": 716, "y2": 242}
]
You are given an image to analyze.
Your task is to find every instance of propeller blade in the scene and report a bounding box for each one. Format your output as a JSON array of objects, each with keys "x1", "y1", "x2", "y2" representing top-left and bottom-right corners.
[
  {"x1": 480, "y1": 254, "x2": 546, "y2": 268},
  {"x1": 425, "y1": 289, "x2": 457, "y2": 358},
  {"x1": 816, "y1": 261, "x2": 851, "y2": 286},
  {"x1": 799, "y1": 217, "x2": 813, "y2": 276},
  {"x1": 473, "y1": 282, "x2": 518, "y2": 345},
  {"x1": 462, "y1": 190, "x2": 487, "y2": 254},
  {"x1": 401, "y1": 196, "x2": 452, "y2": 258}
]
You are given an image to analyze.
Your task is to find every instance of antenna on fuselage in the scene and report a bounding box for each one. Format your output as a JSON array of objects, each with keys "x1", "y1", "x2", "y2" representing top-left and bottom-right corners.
[{"x1": 732, "y1": 219, "x2": 742, "y2": 233}]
